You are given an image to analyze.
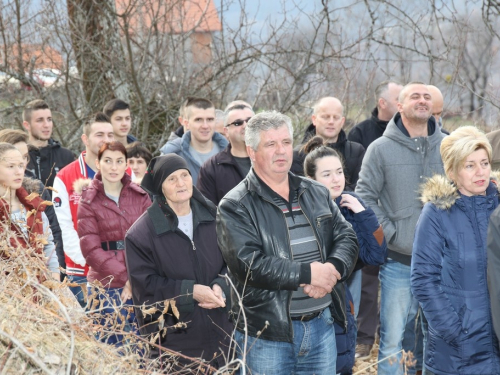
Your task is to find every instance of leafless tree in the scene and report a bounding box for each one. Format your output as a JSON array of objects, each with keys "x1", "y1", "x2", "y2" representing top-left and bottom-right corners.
[{"x1": 0, "y1": 0, "x2": 499, "y2": 152}]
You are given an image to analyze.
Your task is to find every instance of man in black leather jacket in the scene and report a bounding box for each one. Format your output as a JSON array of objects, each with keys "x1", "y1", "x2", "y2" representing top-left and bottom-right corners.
[{"x1": 217, "y1": 110, "x2": 358, "y2": 375}]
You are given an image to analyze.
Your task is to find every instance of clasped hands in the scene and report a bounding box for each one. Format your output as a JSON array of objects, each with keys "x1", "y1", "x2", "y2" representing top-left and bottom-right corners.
[
  {"x1": 300, "y1": 261, "x2": 341, "y2": 299},
  {"x1": 193, "y1": 283, "x2": 226, "y2": 309}
]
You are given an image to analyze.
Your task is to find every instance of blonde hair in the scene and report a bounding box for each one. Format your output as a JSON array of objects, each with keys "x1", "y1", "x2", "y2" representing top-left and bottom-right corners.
[{"x1": 440, "y1": 126, "x2": 492, "y2": 181}]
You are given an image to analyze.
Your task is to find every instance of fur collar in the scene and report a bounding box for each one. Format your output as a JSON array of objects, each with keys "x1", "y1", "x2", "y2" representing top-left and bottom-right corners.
[
  {"x1": 73, "y1": 178, "x2": 92, "y2": 195},
  {"x1": 420, "y1": 172, "x2": 500, "y2": 210}
]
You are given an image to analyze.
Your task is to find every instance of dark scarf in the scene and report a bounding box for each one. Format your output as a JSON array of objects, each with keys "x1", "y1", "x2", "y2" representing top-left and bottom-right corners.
[
  {"x1": 141, "y1": 154, "x2": 193, "y2": 217},
  {"x1": 141, "y1": 154, "x2": 191, "y2": 196}
]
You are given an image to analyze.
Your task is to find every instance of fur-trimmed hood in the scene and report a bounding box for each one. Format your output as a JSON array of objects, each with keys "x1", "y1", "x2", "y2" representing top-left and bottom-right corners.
[
  {"x1": 73, "y1": 178, "x2": 92, "y2": 195},
  {"x1": 21, "y1": 176, "x2": 44, "y2": 194},
  {"x1": 420, "y1": 171, "x2": 500, "y2": 210}
]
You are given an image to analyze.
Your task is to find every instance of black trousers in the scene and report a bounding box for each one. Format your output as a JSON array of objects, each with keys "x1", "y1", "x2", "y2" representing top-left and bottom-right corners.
[{"x1": 356, "y1": 265, "x2": 379, "y2": 345}]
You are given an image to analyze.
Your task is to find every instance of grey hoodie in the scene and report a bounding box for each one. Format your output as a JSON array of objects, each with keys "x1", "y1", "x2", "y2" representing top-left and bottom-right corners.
[
  {"x1": 159, "y1": 131, "x2": 228, "y2": 184},
  {"x1": 355, "y1": 113, "x2": 446, "y2": 265}
]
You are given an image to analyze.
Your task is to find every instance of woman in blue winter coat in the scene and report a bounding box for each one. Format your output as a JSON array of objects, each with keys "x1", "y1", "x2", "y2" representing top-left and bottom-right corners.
[
  {"x1": 303, "y1": 136, "x2": 387, "y2": 374},
  {"x1": 411, "y1": 126, "x2": 500, "y2": 375}
]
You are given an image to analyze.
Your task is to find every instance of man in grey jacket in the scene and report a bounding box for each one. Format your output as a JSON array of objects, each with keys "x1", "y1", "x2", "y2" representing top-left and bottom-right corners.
[
  {"x1": 356, "y1": 82, "x2": 445, "y2": 375},
  {"x1": 159, "y1": 97, "x2": 228, "y2": 183}
]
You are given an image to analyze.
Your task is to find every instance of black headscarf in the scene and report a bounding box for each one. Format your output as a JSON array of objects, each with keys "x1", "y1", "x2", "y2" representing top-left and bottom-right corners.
[{"x1": 141, "y1": 154, "x2": 191, "y2": 197}]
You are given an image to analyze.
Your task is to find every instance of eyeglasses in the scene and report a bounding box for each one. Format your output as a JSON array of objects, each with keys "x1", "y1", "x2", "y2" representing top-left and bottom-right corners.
[{"x1": 226, "y1": 117, "x2": 252, "y2": 127}]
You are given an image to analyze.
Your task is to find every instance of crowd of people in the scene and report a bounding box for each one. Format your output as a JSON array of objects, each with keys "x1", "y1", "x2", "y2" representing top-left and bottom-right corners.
[{"x1": 1, "y1": 81, "x2": 500, "y2": 374}]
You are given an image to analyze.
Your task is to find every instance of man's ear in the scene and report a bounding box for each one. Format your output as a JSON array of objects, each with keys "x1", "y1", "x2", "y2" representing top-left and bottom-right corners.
[
  {"x1": 397, "y1": 102, "x2": 403, "y2": 113},
  {"x1": 178, "y1": 116, "x2": 184, "y2": 127},
  {"x1": 22, "y1": 121, "x2": 30, "y2": 132},
  {"x1": 378, "y1": 98, "x2": 386, "y2": 110},
  {"x1": 247, "y1": 145, "x2": 256, "y2": 161},
  {"x1": 81, "y1": 133, "x2": 88, "y2": 147},
  {"x1": 339, "y1": 117, "x2": 346, "y2": 129},
  {"x1": 311, "y1": 114, "x2": 317, "y2": 127}
]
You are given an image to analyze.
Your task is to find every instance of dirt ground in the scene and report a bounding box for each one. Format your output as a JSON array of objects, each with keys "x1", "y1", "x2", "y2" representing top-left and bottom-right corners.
[
  {"x1": 353, "y1": 342, "x2": 419, "y2": 375},
  {"x1": 352, "y1": 342, "x2": 379, "y2": 374}
]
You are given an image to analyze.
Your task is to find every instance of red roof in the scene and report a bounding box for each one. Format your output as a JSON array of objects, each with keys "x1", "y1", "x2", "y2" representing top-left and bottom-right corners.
[
  {"x1": 1, "y1": 44, "x2": 63, "y2": 71},
  {"x1": 116, "y1": 0, "x2": 222, "y2": 34}
]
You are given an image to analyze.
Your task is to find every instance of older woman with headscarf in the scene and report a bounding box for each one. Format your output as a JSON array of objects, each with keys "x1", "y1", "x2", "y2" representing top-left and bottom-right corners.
[{"x1": 125, "y1": 154, "x2": 232, "y2": 369}]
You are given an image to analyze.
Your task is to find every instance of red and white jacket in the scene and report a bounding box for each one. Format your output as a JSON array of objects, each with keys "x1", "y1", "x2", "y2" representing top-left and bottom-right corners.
[{"x1": 53, "y1": 152, "x2": 91, "y2": 276}]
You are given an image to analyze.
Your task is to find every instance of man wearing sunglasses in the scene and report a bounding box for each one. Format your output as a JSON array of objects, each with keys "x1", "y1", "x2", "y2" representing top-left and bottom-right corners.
[{"x1": 197, "y1": 103, "x2": 254, "y2": 205}]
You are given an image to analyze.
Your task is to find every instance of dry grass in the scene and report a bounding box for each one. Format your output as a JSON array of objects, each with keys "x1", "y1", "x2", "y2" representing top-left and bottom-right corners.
[
  {"x1": 353, "y1": 342, "x2": 417, "y2": 375},
  {"x1": 0, "y1": 226, "x2": 228, "y2": 374},
  {"x1": 353, "y1": 342, "x2": 380, "y2": 374}
]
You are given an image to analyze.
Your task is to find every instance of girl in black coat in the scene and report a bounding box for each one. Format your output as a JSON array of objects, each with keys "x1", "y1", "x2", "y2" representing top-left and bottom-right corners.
[{"x1": 125, "y1": 154, "x2": 232, "y2": 370}]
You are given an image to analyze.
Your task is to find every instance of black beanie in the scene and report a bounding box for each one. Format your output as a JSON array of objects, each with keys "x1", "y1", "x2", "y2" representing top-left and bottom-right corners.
[{"x1": 141, "y1": 154, "x2": 191, "y2": 196}]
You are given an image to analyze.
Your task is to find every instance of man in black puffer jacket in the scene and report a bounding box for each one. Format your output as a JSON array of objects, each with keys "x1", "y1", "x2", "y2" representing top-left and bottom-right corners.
[
  {"x1": 23, "y1": 100, "x2": 75, "y2": 197},
  {"x1": 217, "y1": 111, "x2": 358, "y2": 374},
  {"x1": 291, "y1": 97, "x2": 364, "y2": 191}
]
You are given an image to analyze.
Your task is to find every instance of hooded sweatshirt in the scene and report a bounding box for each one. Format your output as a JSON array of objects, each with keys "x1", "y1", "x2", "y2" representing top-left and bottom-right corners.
[
  {"x1": 27, "y1": 138, "x2": 75, "y2": 194},
  {"x1": 355, "y1": 113, "x2": 445, "y2": 265}
]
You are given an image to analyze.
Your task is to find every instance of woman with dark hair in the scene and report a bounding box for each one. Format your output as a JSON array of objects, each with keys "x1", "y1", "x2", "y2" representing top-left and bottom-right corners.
[
  {"x1": 125, "y1": 154, "x2": 232, "y2": 369},
  {"x1": 411, "y1": 126, "x2": 500, "y2": 374},
  {"x1": 77, "y1": 141, "x2": 150, "y2": 346},
  {"x1": 302, "y1": 136, "x2": 387, "y2": 375}
]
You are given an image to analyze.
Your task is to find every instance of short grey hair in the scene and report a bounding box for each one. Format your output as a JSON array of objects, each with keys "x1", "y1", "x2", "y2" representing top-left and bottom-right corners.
[
  {"x1": 375, "y1": 81, "x2": 401, "y2": 101},
  {"x1": 245, "y1": 110, "x2": 294, "y2": 151},
  {"x1": 398, "y1": 81, "x2": 427, "y2": 103}
]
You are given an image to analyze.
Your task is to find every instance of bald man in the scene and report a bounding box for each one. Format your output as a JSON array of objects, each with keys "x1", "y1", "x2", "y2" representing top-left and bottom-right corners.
[
  {"x1": 427, "y1": 85, "x2": 449, "y2": 135},
  {"x1": 291, "y1": 96, "x2": 365, "y2": 190}
]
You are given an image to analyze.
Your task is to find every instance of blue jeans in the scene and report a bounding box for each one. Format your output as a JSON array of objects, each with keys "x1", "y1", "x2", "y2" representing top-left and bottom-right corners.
[
  {"x1": 378, "y1": 259, "x2": 420, "y2": 375},
  {"x1": 234, "y1": 308, "x2": 336, "y2": 375},
  {"x1": 402, "y1": 308, "x2": 425, "y2": 372},
  {"x1": 420, "y1": 310, "x2": 429, "y2": 375},
  {"x1": 346, "y1": 269, "x2": 362, "y2": 319},
  {"x1": 87, "y1": 286, "x2": 138, "y2": 347},
  {"x1": 68, "y1": 275, "x2": 87, "y2": 308}
]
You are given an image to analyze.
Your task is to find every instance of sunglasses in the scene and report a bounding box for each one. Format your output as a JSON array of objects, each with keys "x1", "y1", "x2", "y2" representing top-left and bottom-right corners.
[{"x1": 227, "y1": 117, "x2": 252, "y2": 127}]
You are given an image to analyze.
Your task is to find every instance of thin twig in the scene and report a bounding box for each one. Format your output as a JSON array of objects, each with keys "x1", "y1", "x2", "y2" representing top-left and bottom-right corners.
[{"x1": 0, "y1": 329, "x2": 53, "y2": 375}]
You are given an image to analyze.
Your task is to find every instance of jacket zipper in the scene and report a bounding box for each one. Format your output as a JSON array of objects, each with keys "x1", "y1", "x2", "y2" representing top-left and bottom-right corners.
[
  {"x1": 36, "y1": 156, "x2": 42, "y2": 180},
  {"x1": 261, "y1": 190, "x2": 347, "y2": 332},
  {"x1": 332, "y1": 285, "x2": 347, "y2": 330},
  {"x1": 299, "y1": 191, "x2": 347, "y2": 329},
  {"x1": 315, "y1": 214, "x2": 332, "y2": 229},
  {"x1": 260, "y1": 195, "x2": 294, "y2": 336},
  {"x1": 175, "y1": 227, "x2": 214, "y2": 350},
  {"x1": 103, "y1": 191, "x2": 124, "y2": 257},
  {"x1": 298, "y1": 190, "x2": 324, "y2": 263}
]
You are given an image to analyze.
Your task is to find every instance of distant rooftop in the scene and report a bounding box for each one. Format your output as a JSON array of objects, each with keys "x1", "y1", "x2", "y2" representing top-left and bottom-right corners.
[
  {"x1": 116, "y1": 0, "x2": 222, "y2": 34},
  {"x1": 0, "y1": 43, "x2": 63, "y2": 71}
]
